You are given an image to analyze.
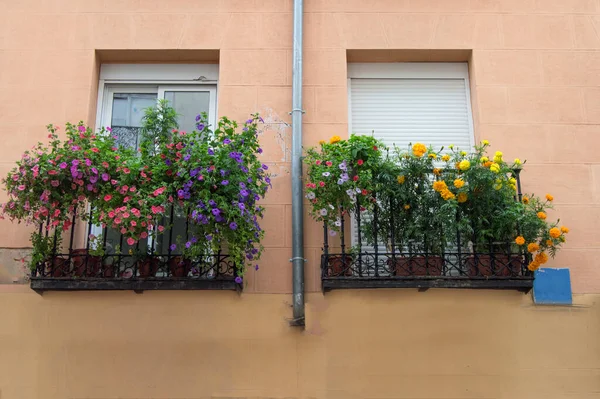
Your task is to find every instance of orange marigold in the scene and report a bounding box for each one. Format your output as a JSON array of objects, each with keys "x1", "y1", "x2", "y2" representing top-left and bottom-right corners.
[
  {"x1": 457, "y1": 192, "x2": 468, "y2": 203},
  {"x1": 404, "y1": 204, "x2": 410, "y2": 210},
  {"x1": 453, "y1": 178, "x2": 465, "y2": 189},
  {"x1": 442, "y1": 154, "x2": 451, "y2": 162},
  {"x1": 515, "y1": 236, "x2": 525, "y2": 246},
  {"x1": 433, "y1": 168, "x2": 442, "y2": 176},
  {"x1": 433, "y1": 180, "x2": 447, "y2": 192},
  {"x1": 483, "y1": 161, "x2": 493, "y2": 168},
  {"x1": 546, "y1": 239, "x2": 554, "y2": 247},
  {"x1": 319, "y1": 140, "x2": 326, "y2": 145},
  {"x1": 528, "y1": 261, "x2": 540, "y2": 272},
  {"x1": 522, "y1": 196, "x2": 530, "y2": 204},
  {"x1": 560, "y1": 226, "x2": 569, "y2": 234},
  {"x1": 441, "y1": 189, "x2": 455, "y2": 201},
  {"x1": 329, "y1": 135, "x2": 341, "y2": 144},
  {"x1": 534, "y1": 252, "x2": 549, "y2": 265},
  {"x1": 412, "y1": 143, "x2": 427, "y2": 157},
  {"x1": 527, "y1": 242, "x2": 540, "y2": 253},
  {"x1": 546, "y1": 193, "x2": 554, "y2": 201},
  {"x1": 549, "y1": 227, "x2": 561, "y2": 238},
  {"x1": 537, "y1": 211, "x2": 547, "y2": 220}
]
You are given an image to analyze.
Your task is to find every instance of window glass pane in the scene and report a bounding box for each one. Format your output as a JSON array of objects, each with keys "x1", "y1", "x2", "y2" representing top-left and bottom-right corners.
[
  {"x1": 164, "y1": 91, "x2": 210, "y2": 133},
  {"x1": 111, "y1": 93, "x2": 157, "y2": 149}
]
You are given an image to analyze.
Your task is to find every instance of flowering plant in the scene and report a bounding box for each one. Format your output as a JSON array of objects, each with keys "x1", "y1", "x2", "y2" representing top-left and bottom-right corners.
[
  {"x1": 372, "y1": 143, "x2": 456, "y2": 254},
  {"x1": 1, "y1": 122, "x2": 124, "y2": 231},
  {"x1": 304, "y1": 134, "x2": 384, "y2": 231}
]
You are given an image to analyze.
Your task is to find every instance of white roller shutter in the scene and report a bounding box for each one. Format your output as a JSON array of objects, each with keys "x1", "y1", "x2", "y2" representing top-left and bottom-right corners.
[{"x1": 348, "y1": 63, "x2": 475, "y2": 251}]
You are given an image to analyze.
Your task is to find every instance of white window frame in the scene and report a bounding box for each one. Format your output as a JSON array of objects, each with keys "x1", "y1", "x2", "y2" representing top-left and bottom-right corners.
[
  {"x1": 347, "y1": 62, "x2": 476, "y2": 257},
  {"x1": 347, "y1": 62, "x2": 476, "y2": 149},
  {"x1": 91, "y1": 64, "x2": 219, "y2": 247}
]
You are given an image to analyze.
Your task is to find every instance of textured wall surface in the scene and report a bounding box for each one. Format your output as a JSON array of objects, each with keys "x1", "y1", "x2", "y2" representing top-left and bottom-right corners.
[
  {"x1": 0, "y1": 0, "x2": 599, "y2": 292},
  {"x1": 0, "y1": 288, "x2": 598, "y2": 399}
]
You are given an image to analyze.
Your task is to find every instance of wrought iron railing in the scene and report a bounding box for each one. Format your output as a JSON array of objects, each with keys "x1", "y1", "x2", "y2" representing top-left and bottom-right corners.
[
  {"x1": 321, "y1": 171, "x2": 534, "y2": 291},
  {"x1": 30, "y1": 206, "x2": 239, "y2": 292}
]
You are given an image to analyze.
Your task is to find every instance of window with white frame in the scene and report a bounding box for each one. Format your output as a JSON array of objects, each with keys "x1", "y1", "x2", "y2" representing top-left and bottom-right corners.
[
  {"x1": 94, "y1": 64, "x2": 218, "y2": 255},
  {"x1": 348, "y1": 63, "x2": 475, "y2": 249}
]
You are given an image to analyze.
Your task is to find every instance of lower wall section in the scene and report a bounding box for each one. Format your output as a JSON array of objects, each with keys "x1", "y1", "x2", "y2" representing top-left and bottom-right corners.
[{"x1": 0, "y1": 287, "x2": 598, "y2": 399}]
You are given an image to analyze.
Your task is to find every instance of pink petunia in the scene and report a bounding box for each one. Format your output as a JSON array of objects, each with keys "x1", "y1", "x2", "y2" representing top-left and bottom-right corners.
[
  {"x1": 102, "y1": 162, "x2": 109, "y2": 168},
  {"x1": 17, "y1": 185, "x2": 25, "y2": 191},
  {"x1": 123, "y1": 212, "x2": 130, "y2": 218},
  {"x1": 126, "y1": 237, "x2": 135, "y2": 246},
  {"x1": 158, "y1": 225, "x2": 165, "y2": 232},
  {"x1": 48, "y1": 170, "x2": 57, "y2": 175},
  {"x1": 114, "y1": 218, "x2": 122, "y2": 225},
  {"x1": 129, "y1": 186, "x2": 136, "y2": 192},
  {"x1": 108, "y1": 211, "x2": 115, "y2": 219},
  {"x1": 123, "y1": 168, "x2": 130, "y2": 174},
  {"x1": 130, "y1": 221, "x2": 137, "y2": 227},
  {"x1": 104, "y1": 194, "x2": 112, "y2": 202},
  {"x1": 120, "y1": 228, "x2": 127, "y2": 234},
  {"x1": 51, "y1": 180, "x2": 59, "y2": 187},
  {"x1": 91, "y1": 148, "x2": 99, "y2": 153},
  {"x1": 140, "y1": 231, "x2": 148, "y2": 239},
  {"x1": 123, "y1": 196, "x2": 130, "y2": 203}
]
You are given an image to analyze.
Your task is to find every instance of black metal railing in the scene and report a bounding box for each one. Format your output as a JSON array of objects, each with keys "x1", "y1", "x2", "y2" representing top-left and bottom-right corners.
[
  {"x1": 30, "y1": 206, "x2": 239, "y2": 292},
  {"x1": 321, "y1": 170, "x2": 534, "y2": 291}
]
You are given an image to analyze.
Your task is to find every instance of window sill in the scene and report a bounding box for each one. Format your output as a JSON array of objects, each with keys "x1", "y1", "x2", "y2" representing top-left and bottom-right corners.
[
  {"x1": 30, "y1": 277, "x2": 240, "y2": 293},
  {"x1": 322, "y1": 276, "x2": 533, "y2": 292}
]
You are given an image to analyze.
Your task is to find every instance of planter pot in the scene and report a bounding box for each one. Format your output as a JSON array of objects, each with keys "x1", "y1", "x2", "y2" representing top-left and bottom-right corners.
[
  {"x1": 466, "y1": 254, "x2": 523, "y2": 277},
  {"x1": 168, "y1": 256, "x2": 192, "y2": 277},
  {"x1": 102, "y1": 263, "x2": 114, "y2": 278},
  {"x1": 138, "y1": 257, "x2": 160, "y2": 278},
  {"x1": 71, "y1": 249, "x2": 103, "y2": 277},
  {"x1": 44, "y1": 256, "x2": 69, "y2": 277},
  {"x1": 388, "y1": 256, "x2": 444, "y2": 276},
  {"x1": 327, "y1": 255, "x2": 353, "y2": 277}
]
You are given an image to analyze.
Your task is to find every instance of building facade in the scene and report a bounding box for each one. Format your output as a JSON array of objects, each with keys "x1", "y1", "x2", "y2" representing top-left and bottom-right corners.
[{"x1": 0, "y1": 0, "x2": 599, "y2": 398}]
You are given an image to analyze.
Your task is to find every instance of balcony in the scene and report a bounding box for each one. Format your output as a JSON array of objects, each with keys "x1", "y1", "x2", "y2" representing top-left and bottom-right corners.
[
  {"x1": 30, "y1": 208, "x2": 240, "y2": 293},
  {"x1": 319, "y1": 172, "x2": 535, "y2": 292}
]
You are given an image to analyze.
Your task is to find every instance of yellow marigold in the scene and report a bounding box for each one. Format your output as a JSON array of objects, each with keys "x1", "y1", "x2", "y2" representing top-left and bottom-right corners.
[
  {"x1": 527, "y1": 242, "x2": 540, "y2": 253},
  {"x1": 441, "y1": 189, "x2": 455, "y2": 200},
  {"x1": 329, "y1": 135, "x2": 341, "y2": 144},
  {"x1": 480, "y1": 156, "x2": 489, "y2": 163},
  {"x1": 460, "y1": 151, "x2": 467, "y2": 156},
  {"x1": 319, "y1": 140, "x2": 326, "y2": 145},
  {"x1": 404, "y1": 204, "x2": 410, "y2": 210},
  {"x1": 522, "y1": 196, "x2": 529, "y2": 204},
  {"x1": 433, "y1": 168, "x2": 442, "y2": 176},
  {"x1": 482, "y1": 140, "x2": 490, "y2": 146},
  {"x1": 442, "y1": 154, "x2": 451, "y2": 162},
  {"x1": 459, "y1": 160, "x2": 471, "y2": 171},
  {"x1": 549, "y1": 227, "x2": 561, "y2": 238},
  {"x1": 428, "y1": 153, "x2": 437, "y2": 160},
  {"x1": 490, "y1": 163, "x2": 500, "y2": 173},
  {"x1": 509, "y1": 177, "x2": 516, "y2": 185},
  {"x1": 494, "y1": 183, "x2": 502, "y2": 190},
  {"x1": 560, "y1": 226, "x2": 569, "y2": 234},
  {"x1": 457, "y1": 192, "x2": 468, "y2": 203},
  {"x1": 528, "y1": 261, "x2": 540, "y2": 272},
  {"x1": 514, "y1": 158, "x2": 522, "y2": 166},
  {"x1": 546, "y1": 193, "x2": 554, "y2": 202},
  {"x1": 449, "y1": 144, "x2": 454, "y2": 149},
  {"x1": 494, "y1": 150, "x2": 503, "y2": 159},
  {"x1": 534, "y1": 252, "x2": 549, "y2": 265},
  {"x1": 546, "y1": 239, "x2": 554, "y2": 247},
  {"x1": 454, "y1": 178, "x2": 465, "y2": 189},
  {"x1": 412, "y1": 143, "x2": 427, "y2": 157},
  {"x1": 397, "y1": 175, "x2": 406, "y2": 184},
  {"x1": 537, "y1": 211, "x2": 547, "y2": 220},
  {"x1": 515, "y1": 236, "x2": 525, "y2": 246},
  {"x1": 433, "y1": 180, "x2": 447, "y2": 192}
]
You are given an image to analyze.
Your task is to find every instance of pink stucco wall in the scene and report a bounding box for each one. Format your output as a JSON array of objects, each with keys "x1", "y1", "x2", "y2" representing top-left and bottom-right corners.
[{"x1": 0, "y1": 0, "x2": 598, "y2": 292}]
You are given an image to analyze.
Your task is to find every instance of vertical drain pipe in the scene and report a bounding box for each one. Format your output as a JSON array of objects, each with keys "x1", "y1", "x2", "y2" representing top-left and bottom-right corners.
[{"x1": 290, "y1": 0, "x2": 305, "y2": 327}]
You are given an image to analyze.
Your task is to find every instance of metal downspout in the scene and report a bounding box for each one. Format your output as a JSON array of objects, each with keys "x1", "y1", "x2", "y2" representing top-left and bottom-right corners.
[{"x1": 290, "y1": 0, "x2": 305, "y2": 327}]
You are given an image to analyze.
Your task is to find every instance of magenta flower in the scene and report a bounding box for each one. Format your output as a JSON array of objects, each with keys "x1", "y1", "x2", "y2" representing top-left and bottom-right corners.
[{"x1": 59, "y1": 162, "x2": 67, "y2": 169}]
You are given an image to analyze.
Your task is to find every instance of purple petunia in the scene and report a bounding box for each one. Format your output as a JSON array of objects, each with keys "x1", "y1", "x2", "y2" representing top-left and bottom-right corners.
[
  {"x1": 208, "y1": 148, "x2": 214, "y2": 155},
  {"x1": 208, "y1": 200, "x2": 216, "y2": 207},
  {"x1": 255, "y1": 264, "x2": 260, "y2": 271},
  {"x1": 221, "y1": 180, "x2": 229, "y2": 185},
  {"x1": 185, "y1": 241, "x2": 191, "y2": 249},
  {"x1": 246, "y1": 119, "x2": 253, "y2": 124},
  {"x1": 223, "y1": 138, "x2": 231, "y2": 145},
  {"x1": 262, "y1": 164, "x2": 268, "y2": 170},
  {"x1": 195, "y1": 114, "x2": 202, "y2": 122},
  {"x1": 206, "y1": 234, "x2": 212, "y2": 241},
  {"x1": 211, "y1": 208, "x2": 220, "y2": 216},
  {"x1": 165, "y1": 159, "x2": 172, "y2": 166},
  {"x1": 184, "y1": 154, "x2": 191, "y2": 161},
  {"x1": 197, "y1": 123, "x2": 205, "y2": 131},
  {"x1": 240, "y1": 189, "x2": 249, "y2": 197},
  {"x1": 170, "y1": 244, "x2": 177, "y2": 251},
  {"x1": 235, "y1": 276, "x2": 243, "y2": 284},
  {"x1": 238, "y1": 203, "x2": 245, "y2": 210},
  {"x1": 257, "y1": 148, "x2": 263, "y2": 154},
  {"x1": 229, "y1": 222, "x2": 238, "y2": 230}
]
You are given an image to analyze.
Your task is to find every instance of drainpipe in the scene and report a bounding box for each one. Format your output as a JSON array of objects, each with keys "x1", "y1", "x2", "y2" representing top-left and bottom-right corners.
[{"x1": 290, "y1": 0, "x2": 305, "y2": 327}]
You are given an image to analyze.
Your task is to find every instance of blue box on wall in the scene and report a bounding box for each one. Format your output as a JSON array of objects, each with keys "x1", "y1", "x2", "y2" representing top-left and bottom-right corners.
[{"x1": 533, "y1": 268, "x2": 572, "y2": 305}]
